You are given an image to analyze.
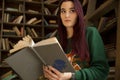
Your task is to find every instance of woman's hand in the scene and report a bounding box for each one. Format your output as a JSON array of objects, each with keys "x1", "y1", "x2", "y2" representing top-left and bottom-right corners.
[{"x1": 43, "y1": 65, "x2": 72, "y2": 80}]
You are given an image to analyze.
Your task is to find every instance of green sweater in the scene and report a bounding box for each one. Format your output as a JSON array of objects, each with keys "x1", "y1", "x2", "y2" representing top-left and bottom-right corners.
[
  {"x1": 73, "y1": 27, "x2": 109, "y2": 80},
  {"x1": 52, "y1": 26, "x2": 109, "y2": 80}
]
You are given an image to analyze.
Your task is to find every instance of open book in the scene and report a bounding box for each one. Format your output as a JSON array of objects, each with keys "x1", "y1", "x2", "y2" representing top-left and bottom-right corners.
[{"x1": 5, "y1": 35, "x2": 75, "y2": 80}]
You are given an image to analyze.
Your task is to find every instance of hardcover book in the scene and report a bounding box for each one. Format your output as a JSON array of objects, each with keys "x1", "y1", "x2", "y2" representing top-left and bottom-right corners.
[{"x1": 5, "y1": 35, "x2": 75, "y2": 80}]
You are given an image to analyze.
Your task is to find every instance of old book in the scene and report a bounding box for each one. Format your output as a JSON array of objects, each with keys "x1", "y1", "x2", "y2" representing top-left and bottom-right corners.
[
  {"x1": 49, "y1": 20, "x2": 56, "y2": 24},
  {"x1": 26, "y1": 27, "x2": 34, "y2": 37},
  {"x1": 3, "y1": 29, "x2": 17, "y2": 36},
  {"x1": 2, "y1": 38, "x2": 6, "y2": 50},
  {"x1": 32, "y1": 19, "x2": 42, "y2": 25},
  {"x1": 43, "y1": 18, "x2": 49, "y2": 25},
  {"x1": 44, "y1": 7, "x2": 51, "y2": 15},
  {"x1": 54, "y1": 7, "x2": 59, "y2": 15},
  {"x1": 20, "y1": 27, "x2": 24, "y2": 36},
  {"x1": 5, "y1": 38, "x2": 10, "y2": 50},
  {"x1": 13, "y1": 26, "x2": 21, "y2": 36},
  {"x1": 27, "y1": 9, "x2": 40, "y2": 14},
  {"x1": 6, "y1": 8, "x2": 18, "y2": 11},
  {"x1": 5, "y1": 35, "x2": 75, "y2": 80},
  {"x1": 12, "y1": 15, "x2": 23, "y2": 24},
  {"x1": 26, "y1": 17, "x2": 37, "y2": 24},
  {"x1": 31, "y1": 28, "x2": 38, "y2": 37}
]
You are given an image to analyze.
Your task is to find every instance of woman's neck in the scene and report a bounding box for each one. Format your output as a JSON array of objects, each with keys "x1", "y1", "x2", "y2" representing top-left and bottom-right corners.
[{"x1": 66, "y1": 28, "x2": 73, "y2": 38}]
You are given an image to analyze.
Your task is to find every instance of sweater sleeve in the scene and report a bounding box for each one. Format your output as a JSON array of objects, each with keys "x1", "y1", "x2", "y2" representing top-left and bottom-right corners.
[{"x1": 75, "y1": 27, "x2": 109, "y2": 80}]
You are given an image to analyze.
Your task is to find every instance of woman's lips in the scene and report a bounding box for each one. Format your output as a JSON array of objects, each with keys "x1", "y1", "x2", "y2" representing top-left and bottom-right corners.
[{"x1": 65, "y1": 20, "x2": 71, "y2": 22}]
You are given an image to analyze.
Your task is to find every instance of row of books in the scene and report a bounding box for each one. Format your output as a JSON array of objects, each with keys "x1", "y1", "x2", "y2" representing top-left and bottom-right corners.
[
  {"x1": 1, "y1": 38, "x2": 15, "y2": 50},
  {"x1": 2, "y1": 26, "x2": 40, "y2": 38},
  {"x1": 1, "y1": 31, "x2": 39, "y2": 51},
  {"x1": 3, "y1": 13, "x2": 23, "y2": 23},
  {"x1": 5, "y1": 7, "x2": 41, "y2": 13},
  {"x1": 5, "y1": 7, "x2": 58, "y2": 15},
  {"x1": 3, "y1": 26, "x2": 23, "y2": 36},
  {"x1": 4, "y1": 6, "x2": 58, "y2": 16},
  {"x1": 5, "y1": 4, "x2": 23, "y2": 12},
  {"x1": 6, "y1": 7, "x2": 58, "y2": 15},
  {"x1": 27, "y1": 9, "x2": 40, "y2": 14},
  {"x1": 3, "y1": 13, "x2": 42, "y2": 25},
  {"x1": 3, "y1": 13, "x2": 57, "y2": 26},
  {"x1": 26, "y1": 27, "x2": 39, "y2": 38},
  {"x1": 44, "y1": 18, "x2": 58, "y2": 26}
]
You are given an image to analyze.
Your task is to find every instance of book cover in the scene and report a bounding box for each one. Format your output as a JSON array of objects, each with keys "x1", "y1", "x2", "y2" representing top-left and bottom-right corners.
[
  {"x1": 5, "y1": 35, "x2": 75, "y2": 80},
  {"x1": 5, "y1": 47, "x2": 44, "y2": 80}
]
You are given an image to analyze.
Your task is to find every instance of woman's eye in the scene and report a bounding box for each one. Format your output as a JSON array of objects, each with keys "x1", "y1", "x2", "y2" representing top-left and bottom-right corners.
[
  {"x1": 61, "y1": 10, "x2": 66, "y2": 13},
  {"x1": 70, "y1": 9, "x2": 75, "y2": 13}
]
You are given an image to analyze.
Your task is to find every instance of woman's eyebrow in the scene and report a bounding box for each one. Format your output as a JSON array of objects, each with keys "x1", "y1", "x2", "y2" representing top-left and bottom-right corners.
[
  {"x1": 61, "y1": 7, "x2": 75, "y2": 10},
  {"x1": 61, "y1": 8, "x2": 65, "y2": 10},
  {"x1": 70, "y1": 7, "x2": 75, "y2": 9}
]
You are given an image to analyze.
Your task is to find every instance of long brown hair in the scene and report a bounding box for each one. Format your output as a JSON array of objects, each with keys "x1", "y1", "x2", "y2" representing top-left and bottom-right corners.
[{"x1": 57, "y1": 0, "x2": 90, "y2": 61}]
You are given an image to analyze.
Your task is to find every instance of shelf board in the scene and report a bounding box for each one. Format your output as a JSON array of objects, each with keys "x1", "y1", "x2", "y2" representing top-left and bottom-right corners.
[
  {"x1": 2, "y1": 35, "x2": 22, "y2": 38},
  {"x1": 3, "y1": 22, "x2": 24, "y2": 26},
  {"x1": 4, "y1": 10, "x2": 24, "y2": 14}
]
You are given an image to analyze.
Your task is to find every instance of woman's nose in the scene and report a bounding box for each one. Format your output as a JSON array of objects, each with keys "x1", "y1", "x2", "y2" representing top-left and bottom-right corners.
[{"x1": 65, "y1": 12, "x2": 70, "y2": 18}]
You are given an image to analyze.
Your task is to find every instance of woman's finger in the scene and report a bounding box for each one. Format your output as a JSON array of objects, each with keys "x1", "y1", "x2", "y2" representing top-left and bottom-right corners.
[
  {"x1": 43, "y1": 66, "x2": 59, "y2": 79},
  {"x1": 48, "y1": 66, "x2": 61, "y2": 76}
]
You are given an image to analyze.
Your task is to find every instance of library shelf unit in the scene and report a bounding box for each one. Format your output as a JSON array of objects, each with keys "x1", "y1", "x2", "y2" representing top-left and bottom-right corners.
[{"x1": 0, "y1": 0, "x2": 59, "y2": 79}]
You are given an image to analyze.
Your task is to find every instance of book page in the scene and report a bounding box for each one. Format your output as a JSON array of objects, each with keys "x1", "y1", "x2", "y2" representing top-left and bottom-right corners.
[
  {"x1": 9, "y1": 35, "x2": 35, "y2": 54},
  {"x1": 33, "y1": 37, "x2": 59, "y2": 47},
  {"x1": 33, "y1": 40, "x2": 75, "y2": 72}
]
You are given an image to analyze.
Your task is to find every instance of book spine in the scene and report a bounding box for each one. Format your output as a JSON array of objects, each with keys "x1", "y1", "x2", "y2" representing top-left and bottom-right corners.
[{"x1": 29, "y1": 47, "x2": 47, "y2": 65}]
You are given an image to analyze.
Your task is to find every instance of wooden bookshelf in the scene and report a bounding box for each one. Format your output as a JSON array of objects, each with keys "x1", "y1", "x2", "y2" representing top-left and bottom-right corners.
[{"x1": 0, "y1": 0, "x2": 59, "y2": 79}]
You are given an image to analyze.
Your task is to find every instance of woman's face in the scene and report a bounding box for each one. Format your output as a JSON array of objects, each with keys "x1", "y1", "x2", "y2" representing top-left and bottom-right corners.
[{"x1": 60, "y1": 1, "x2": 77, "y2": 28}]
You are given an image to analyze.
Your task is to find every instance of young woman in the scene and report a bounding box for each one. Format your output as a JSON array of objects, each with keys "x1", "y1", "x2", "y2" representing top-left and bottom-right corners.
[{"x1": 43, "y1": 0, "x2": 109, "y2": 80}]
